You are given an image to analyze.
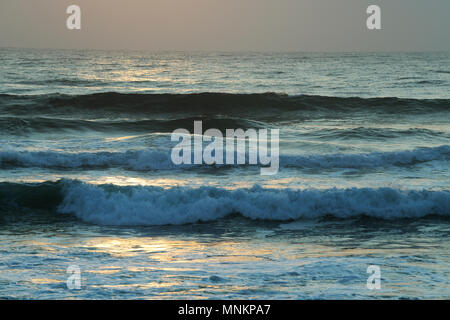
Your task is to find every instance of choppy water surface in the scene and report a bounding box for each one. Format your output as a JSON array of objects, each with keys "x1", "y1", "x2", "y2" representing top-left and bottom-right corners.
[{"x1": 0, "y1": 49, "x2": 449, "y2": 299}]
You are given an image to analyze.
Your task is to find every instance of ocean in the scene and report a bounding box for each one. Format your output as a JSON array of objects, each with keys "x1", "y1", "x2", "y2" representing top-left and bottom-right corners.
[{"x1": 0, "y1": 49, "x2": 449, "y2": 299}]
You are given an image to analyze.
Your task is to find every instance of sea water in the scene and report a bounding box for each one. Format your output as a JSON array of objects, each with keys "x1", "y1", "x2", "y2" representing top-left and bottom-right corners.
[{"x1": 0, "y1": 49, "x2": 449, "y2": 299}]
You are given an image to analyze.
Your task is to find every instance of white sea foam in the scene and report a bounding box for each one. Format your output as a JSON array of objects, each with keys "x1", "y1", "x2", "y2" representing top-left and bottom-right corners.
[
  {"x1": 58, "y1": 179, "x2": 450, "y2": 225},
  {"x1": 281, "y1": 145, "x2": 450, "y2": 168},
  {"x1": 1, "y1": 145, "x2": 449, "y2": 170},
  {"x1": 0, "y1": 149, "x2": 177, "y2": 170}
]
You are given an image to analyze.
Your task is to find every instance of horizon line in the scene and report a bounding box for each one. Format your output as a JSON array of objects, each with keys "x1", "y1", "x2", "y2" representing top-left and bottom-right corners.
[{"x1": 1, "y1": 46, "x2": 450, "y2": 54}]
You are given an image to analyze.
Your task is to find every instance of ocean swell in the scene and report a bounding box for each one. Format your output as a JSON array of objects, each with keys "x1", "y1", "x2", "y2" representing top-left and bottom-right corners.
[
  {"x1": 1, "y1": 145, "x2": 448, "y2": 170},
  {"x1": 1, "y1": 92, "x2": 449, "y2": 116}
]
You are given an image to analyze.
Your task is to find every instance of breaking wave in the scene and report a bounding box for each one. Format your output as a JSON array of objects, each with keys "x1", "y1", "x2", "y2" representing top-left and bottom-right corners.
[
  {"x1": 1, "y1": 180, "x2": 449, "y2": 225},
  {"x1": 1, "y1": 145, "x2": 448, "y2": 170}
]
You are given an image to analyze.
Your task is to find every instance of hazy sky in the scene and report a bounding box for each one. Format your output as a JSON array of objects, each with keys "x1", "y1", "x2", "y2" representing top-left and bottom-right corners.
[{"x1": 0, "y1": 0, "x2": 449, "y2": 52}]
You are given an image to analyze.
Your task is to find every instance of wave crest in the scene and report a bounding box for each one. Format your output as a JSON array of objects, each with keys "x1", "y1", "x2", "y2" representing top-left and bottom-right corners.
[
  {"x1": 1, "y1": 180, "x2": 449, "y2": 225},
  {"x1": 1, "y1": 145, "x2": 448, "y2": 170},
  {"x1": 56, "y1": 180, "x2": 450, "y2": 225}
]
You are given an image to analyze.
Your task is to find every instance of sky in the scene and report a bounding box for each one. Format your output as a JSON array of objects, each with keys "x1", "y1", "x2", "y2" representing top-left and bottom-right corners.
[{"x1": 0, "y1": 0, "x2": 449, "y2": 52}]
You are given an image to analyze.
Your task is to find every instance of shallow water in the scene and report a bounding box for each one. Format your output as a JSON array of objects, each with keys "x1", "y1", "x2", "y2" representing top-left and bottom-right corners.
[{"x1": 1, "y1": 215, "x2": 449, "y2": 299}]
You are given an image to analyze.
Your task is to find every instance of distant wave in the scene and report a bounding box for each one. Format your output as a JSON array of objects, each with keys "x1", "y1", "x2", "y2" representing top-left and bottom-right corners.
[
  {"x1": 307, "y1": 127, "x2": 450, "y2": 140},
  {"x1": 1, "y1": 180, "x2": 448, "y2": 225},
  {"x1": 1, "y1": 92, "x2": 449, "y2": 117},
  {"x1": 432, "y1": 70, "x2": 450, "y2": 74},
  {"x1": 0, "y1": 116, "x2": 263, "y2": 134},
  {"x1": 1, "y1": 145, "x2": 448, "y2": 170},
  {"x1": 1, "y1": 115, "x2": 447, "y2": 139},
  {"x1": 16, "y1": 78, "x2": 102, "y2": 87}
]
